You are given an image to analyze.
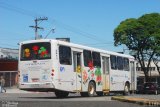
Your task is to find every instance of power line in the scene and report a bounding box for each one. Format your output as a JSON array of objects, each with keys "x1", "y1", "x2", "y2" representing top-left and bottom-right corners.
[
  {"x1": 82, "y1": 42, "x2": 113, "y2": 45},
  {"x1": 0, "y1": 2, "x2": 37, "y2": 17},
  {"x1": 0, "y1": 43, "x2": 18, "y2": 48},
  {"x1": 0, "y1": 2, "x2": 112, "y2": 43},
  {"x1": 0, "y1": 29, "x2": 31, "y2": 39},
  {"x1": 47, "y1": 20, "x2": 107, "y2": 43}
]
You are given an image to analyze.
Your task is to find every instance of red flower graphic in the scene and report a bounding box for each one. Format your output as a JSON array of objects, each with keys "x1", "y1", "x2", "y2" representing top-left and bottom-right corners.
[
  {"x1": 83, "y1": 70, "x2": 88, "y2": 82},
  {"x1": 91, "y1": 73, "x2": 94, "y2": 78},
  {"x1": 40, "y1": 50, "x2": 48, "y2": 57},
  {"x1": 88, "y1": 60, "x2": 94, "y2": 70},
  {"x1": 32, "y1": 46, "x2": 39, "y2": 54},
  {"x1": 96, "y1": 75, "x2": 102, "y2": 82}
]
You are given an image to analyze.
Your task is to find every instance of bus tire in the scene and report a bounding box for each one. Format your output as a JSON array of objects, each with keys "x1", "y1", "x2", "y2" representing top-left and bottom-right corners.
[
  {"x1": 55, "y1": 91, "x2": 69, "y2": 98},
  {"x1": 96, "y1": 92, "x2": 104, "y2": 96},
  {"x1": 88, "y1": 81, "x2": 96, "y2": 97},
  {"x1": 123, "y1": 84, "x2": 130, "y2": 96}
]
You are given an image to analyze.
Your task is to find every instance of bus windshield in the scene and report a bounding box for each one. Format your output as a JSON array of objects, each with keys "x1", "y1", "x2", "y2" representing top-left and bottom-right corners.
[{"x1": 20, "y1": 42, "x2": 51, "y2": 61}]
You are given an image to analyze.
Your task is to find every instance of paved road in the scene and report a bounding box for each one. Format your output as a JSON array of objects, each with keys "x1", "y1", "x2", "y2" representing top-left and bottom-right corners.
[
  {"x1": 0, "y1": 93, "x2": 145, "y2": 107},
  {"x1": 0, "y1": 93, "x2": 112, "y2": 101},
  {"x1": 0, "y1": 101, "x2": 144, "y2": 107}
]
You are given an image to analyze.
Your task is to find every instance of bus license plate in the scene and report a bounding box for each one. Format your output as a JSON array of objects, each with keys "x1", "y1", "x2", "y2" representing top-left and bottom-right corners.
[{"x1": 31, "y1": 84, "x2": 39, "y2": 88}]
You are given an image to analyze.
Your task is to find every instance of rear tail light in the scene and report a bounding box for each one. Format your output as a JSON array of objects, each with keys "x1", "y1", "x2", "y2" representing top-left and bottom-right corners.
[
  {"x1": 51, "y1": 73, "x2": 54, "y2": 76},
  {"x1": 52, "y1": 69, "x2": 54, "y2": 72},
  {"x1": 51, "y1": 69, "x2": 55, "y2": 76}
]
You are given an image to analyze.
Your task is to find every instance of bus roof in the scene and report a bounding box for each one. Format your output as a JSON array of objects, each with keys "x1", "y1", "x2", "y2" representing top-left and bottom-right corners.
[{"x1": 20, "y1": 39, "x2": 134, "y2": 59}]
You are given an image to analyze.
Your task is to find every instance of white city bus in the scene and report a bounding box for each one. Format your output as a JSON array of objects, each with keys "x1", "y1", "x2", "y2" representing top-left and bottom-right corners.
[{"x1": 19, "y1": 39, "x2": 136, "y2": 97}]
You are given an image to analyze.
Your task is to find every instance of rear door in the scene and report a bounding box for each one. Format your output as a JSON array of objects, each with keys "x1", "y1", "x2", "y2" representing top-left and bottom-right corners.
[
  {"x1": 130, "y1": 61, "x2": 136, "y2": 91},
  {"x1": 73, "y1": 51, "x2": 82, "y2": 91},
  {"x1": 102, "y1": 56, "x2": 110, "y2": 91}
]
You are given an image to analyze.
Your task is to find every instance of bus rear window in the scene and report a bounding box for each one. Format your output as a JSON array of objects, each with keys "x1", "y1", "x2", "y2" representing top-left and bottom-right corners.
[{"x1": 21, "y1": 42, "x2": 51, "y2": 61}]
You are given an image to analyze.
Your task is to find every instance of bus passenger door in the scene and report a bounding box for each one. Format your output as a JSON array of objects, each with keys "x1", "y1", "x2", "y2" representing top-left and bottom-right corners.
[
  {"x1": 102, "y1": 56, "x2": 110, "y2": 91},
  {"x1": 73, "y1": 51, "x2": 82, "y2": 91}
]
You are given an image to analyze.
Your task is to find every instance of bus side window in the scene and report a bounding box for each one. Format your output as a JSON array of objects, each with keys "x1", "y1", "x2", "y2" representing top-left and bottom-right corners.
[
  {"x1": 92, "y1": 52, "x2": 101, "y2": 67},
  {"x1": 83, "y1": 50, "x2": 92, "y2": 67},
  {"x1": 59, "y1": 46, "x2": 72, "y2": 65},
  {"x1": 124, "y1": 58, "x2": 129, "y2": 71},
  {"x1": 110, "y1": 55, "x2": 117, "y2": 70},
  {"x1": 77, "y1": 53, "x2": 81, "y2": 66},
  {"x1": 117, "y1": 56, "x2": 123, "y2": 70}
]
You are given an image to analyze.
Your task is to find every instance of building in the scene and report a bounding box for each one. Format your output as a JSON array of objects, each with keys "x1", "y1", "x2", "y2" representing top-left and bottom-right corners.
[
  {"x1": 0, "y1": 47, "x2": 19, "y2": 87},
  {"x1": 136, "y1": 60, "x2": 160, "y2": 85}
]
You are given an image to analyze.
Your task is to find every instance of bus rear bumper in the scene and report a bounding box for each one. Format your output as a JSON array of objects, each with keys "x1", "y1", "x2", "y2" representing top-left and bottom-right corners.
[{"x1": 19, "y1": 82, "x2": 56, "y2": 92}]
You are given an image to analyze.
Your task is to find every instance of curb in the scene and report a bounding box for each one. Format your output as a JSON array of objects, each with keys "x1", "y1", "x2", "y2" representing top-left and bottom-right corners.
[{"x1": 111, "y1": 96, "x2": 160, "y2": 106}]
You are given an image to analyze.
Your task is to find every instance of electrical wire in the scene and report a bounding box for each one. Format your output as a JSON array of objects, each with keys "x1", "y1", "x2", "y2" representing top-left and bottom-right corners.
[
  {"x1": 47, "y1": 19, "x2": 108, "y2": 43},
  {"x1": 0, "y1": 1, "x2": 113, "y2": 45},
  {"x1": 0, "y1": 43, "x2": 18, "y2": 48},
  {"x1": 0, "y1": 1, "x2": 40, "y2": 17}
]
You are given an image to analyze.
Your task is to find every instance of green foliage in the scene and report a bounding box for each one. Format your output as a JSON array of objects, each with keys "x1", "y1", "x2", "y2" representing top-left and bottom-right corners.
[
  {"x1": 114, "y1": 13, "x2": 160, "y2": 51},
  {"x1": 113, "y1": 13, "x2": 160, "y2": 80}
]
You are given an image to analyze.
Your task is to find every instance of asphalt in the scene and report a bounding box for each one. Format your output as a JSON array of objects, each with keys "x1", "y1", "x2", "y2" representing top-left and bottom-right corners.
[
  {"x1": 3, "y1": 87, "x2": 160, "y2": 105},
  {"x1": 111, "y1": 96, "x2": 160, "y2": 106}
]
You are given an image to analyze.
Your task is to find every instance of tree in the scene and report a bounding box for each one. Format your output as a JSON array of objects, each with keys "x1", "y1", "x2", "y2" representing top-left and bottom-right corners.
[
  {"x1": 153, "y1": 52, "x2": 160, "y2": 76},
  {"x1": 113, "y1": 13, "x2": 160, "y2": 81}
]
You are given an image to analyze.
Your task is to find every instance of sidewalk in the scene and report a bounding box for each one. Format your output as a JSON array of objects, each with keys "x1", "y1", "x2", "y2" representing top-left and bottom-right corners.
[{"x1": 112, "y1": 96, "x2": 160, "y2": 106}]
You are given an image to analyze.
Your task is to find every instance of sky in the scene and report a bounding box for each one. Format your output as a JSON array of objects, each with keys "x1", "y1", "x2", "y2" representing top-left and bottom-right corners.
[{"x1": 0, "y1": 0, "x2": 160, "y2": 53}]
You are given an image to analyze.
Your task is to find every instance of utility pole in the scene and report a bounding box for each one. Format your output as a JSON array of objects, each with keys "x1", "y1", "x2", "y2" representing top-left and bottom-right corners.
[{"x1": 29, "y1": 17, "x2": 48, "y2": 40}]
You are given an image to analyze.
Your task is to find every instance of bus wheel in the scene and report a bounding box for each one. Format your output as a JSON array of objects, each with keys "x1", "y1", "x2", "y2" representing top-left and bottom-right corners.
[
  {"x1": 88, "y1": 81, "x2": 96, "y2": 97},
  {"x1": 55, "y1": 91, "x2": 69, "y2": 98},
  {"x1": 123, "y1": 84, "x2": 130, "y2": 95},
  {"x1": 97, "y1": 92, "x2": 104, "y2": 96}
]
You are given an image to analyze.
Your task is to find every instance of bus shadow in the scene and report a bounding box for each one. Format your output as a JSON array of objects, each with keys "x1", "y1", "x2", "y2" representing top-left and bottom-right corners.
[
  {"x1": 19, "y1": 95, "x2": 81, "y2": 99},
  {"x1": 19, "y1": 94, "x2": 116, "y2": 100}
]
